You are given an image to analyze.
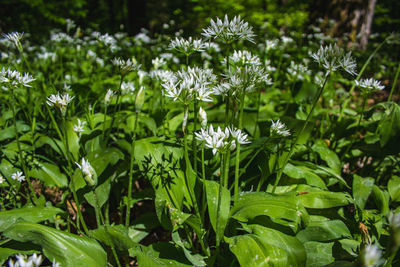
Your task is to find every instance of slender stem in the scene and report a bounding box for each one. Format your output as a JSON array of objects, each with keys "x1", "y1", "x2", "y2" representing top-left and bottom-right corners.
[
  {"x1": 253, "y1": 86, "x2": 262, "y2": 137},
  {"x1": 234, "y1": 91, "x2": 245, "y2": 203},
  {"x1": 192, "y1": 100, "x2": 198, "y2": 176},
  {"x1": 201, "y1": 144, "x2": 207, "y2": 224},
  {"x1": 388, "y1": 61, "x2": 400, "y2": 102},
  {"x1": 10, "y1": 90, "x2": 38, "y2": 203},
  {"x1": 125, "y1": 111, "x2": 140, "y2": 226},
  {"x1": 105, "y1": 75, "x2": 123, "y2": 143},
  {"x1": 102, "y1": 105, "x2": 108, "y2": 137},
  {"x1": 70, "y1": 178, "x2": 89, "y2": 234},
  {"x1": 216, "y1": 152, "x2": 224, "y2": 249},
  {"x1": 272, "y1": 72, "x2": 330, "y2": 193}
]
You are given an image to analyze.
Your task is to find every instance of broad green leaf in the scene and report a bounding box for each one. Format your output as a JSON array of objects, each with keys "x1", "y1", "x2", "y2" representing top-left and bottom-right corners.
[
  {"x1": 205, "y1": 180, "x2": 230, "y2": 243},
  {"x1": 84, "y1": 176, "x2": 111, "y2": 208},
  {"x1": 378, "y1": 102, "x2": 400, "y2": 147},
  {"x1": 388, "y1": 176, "x2": 400, "y2": 202},
  {"x1": 172, "y1": 231, "x2": 206, "y2": 266},
  {"x1": 303, "y1": 241, "x2": 335, "y2": 267},
  {"x1": 297, "y1": 190, "x2": 353, "y2": 209},
  {"x1": 246, "y1": 224, "x2": 306, "y2": 266},
  {"x1": 296, "y1": 220, "x2": 351, "y2": 242},
  {"x1": 371, "y1": 185, "x2": 390, "y2": 215},
  {"x1": 312, "y1": 140, "x2": 341, "y2": 175},
  {"x1": 230, "y1": 192, "x2": 306, "y2": 231},
  {"x1": 66, "y1": 120, "x2": 80, "y2": 160},
  {"x1": 90, "y1": 224, "x2": 138, "y2": 251},
  {"x1": 29, "y1": 160, "x2": 68, "y2": 187},
  {"x1": 283, "y1": 163, "x2": 327, "y2": 189},
  {"x1": 352, "y1": 174, "x2": 374, "y2": 209},
  {"x1": 3, "y1": 221, "x2": 107, "y2": 267},
  {"x1": 0, "y1": 206, "x2": 62, "y2": 231}
]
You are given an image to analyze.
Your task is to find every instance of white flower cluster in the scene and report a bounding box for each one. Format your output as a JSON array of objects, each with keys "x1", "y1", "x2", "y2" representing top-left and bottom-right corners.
[
  {"x1": 2, "y1": 32, "x2": 24, "y2": 50},
  {"x1": 8, "y1": 253, "x2": 42, "y2": 267},
  {"x1": 151, "y1": 57, "x2": 167, "y2": 69},
  {"x1": 355, "y1": 78, "x2": 385, "y2": 92},
  {"x1": 104, "y1": 89, "x2": 115, "y2": 104},
  {"x1": 46, "y1": 93, "x2": 74, "y2": 116},
  {"x1": 310, "y1": 44, "x2": 357, "y2": 76},
  {"x1": 0, "y1": 68, "x2": 35, "y2": 89},
  {"x1": 227, "y1": 50, "x2": 261, "y2": 67},
  {"x1": 202, "y1": 15, "x2": 255, "y2": 43},
  {"x1": 169, "y1": 37, "x2": 207, "y2": 55},
  {"x1": 362, "y1": 244, "x2": 382, "y2": 267},
  {"x1": 120, "y1": 81, "x2": 135, "y2": 95},
  {"x1": 73, "y1": 119, "x2": 86, "y2": 134},
  {"x1": 150, "y1": 69, "x2": 174, "y2": 83},
  {"x1": 162, "y1": 66, "x2": 216, "y2": 103},
  {"x1": 112, "y1": 57, "x2": 140, "y2": 76},
  {"x1": 195, "y1": 125, "x2": 250, "y2": 155},
  {"x1": 50, "y1": 32, "x2": 73, "y2": 43},
  {"x1": 287, "y1": 61, "x2": 311, "y2": 81},
  {"x1": 270, "y1": 119, "x2": 291, "y2": 137}
]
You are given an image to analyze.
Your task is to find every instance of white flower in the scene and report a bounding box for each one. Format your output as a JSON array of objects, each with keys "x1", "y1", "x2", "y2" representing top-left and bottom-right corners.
[
  {"x1": 362, "y1": 244, "x2": 382, "y2": 267},
  {"x1": 73, "y1": 119, "x2": 86, "y2": 134},
  {"x1": 287, "y1": 61, "x2": 311, "y2": 81},
  {"x1": 389, "y1": 210, "x2": 400, "y2": 230},
  {"x1": 120, "y1": 81, "x2": 135, "y2": 95},
  {"x1": 227, "y1": 50, "x2": 261, "y2": 67},
  {"x1": 104, "y1": 89, "x2": 115, "y2": 104},
  {"x1": 11, "y1": 171, "x2": 25, "y2": 182},
  {"x1": 355, "y1": 78, "x2": 385, "y2": 92},
  {"x1": 270, "y1": 119, "x2": 291, "y2": 137},
  {"x1": 46, "y1": 93, "x2": 74, "y2": 116},
  {"x1": 112, "y1": 57, "x2": 140, "y2": 76},
  {"x1": 199, "y1": 107, "x2": 207, "y2": 128},
  {"x1": 0, "y1": 68, "x2": 35, "y2": 89},
  {"x1": 2, "y1": 32, "x2": 23, "y2": 50},
  {"x1": 265, "y1": 39, "x2": 278, "y2": 51},
  {"x1": 76, "y1": 158, "x2": 96, "y2": 187},
  {"x1": 229, "y1": 127, "x2": 251, "y2": 145},
  {"x1": 202, "y1": 15, "x2": 255, "y2": 43},
  {"x1": 310, "y1": 44, "x2": 357, "y2": 76},
  {"x1": 0, "y1": 175, "x2": 4, "y2": 184},
  {"x1": 169, "y1": 37, "x2": 207, "y2": 55},
  {"x1": 30, "y1": 253, "x2": 43, "y2": 267},
  {"x1": 151, "y1": 57, "x2": 166, "y2": 69}
]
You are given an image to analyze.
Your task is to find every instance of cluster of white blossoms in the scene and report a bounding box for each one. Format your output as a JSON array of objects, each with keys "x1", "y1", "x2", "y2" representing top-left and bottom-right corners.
[
  {"x1": 46, "y1": 93, "x2": 74, "y2": 116},
  {"x1": 0, "y1": 175, "x2": 4, "y2": 184},
  {"x1": 112, "y1": 57, "x2": 141, "y2": 76},
  {"x1": 169, "y1": 37, "x2": 207, "y2": 55},
  {"x1": 150, "y1": 69, "x2": 174, "y2": 83},
  {"x1": 151, "y1": 57, "x2": 167, "y2": 70},
  {"x1": 310, "y1": 44, "x2": 357, "y2": 76},
  {"x1": 162, "y1": 66, "x2": 216, "y2": 103},
  {"x1": 120, "y1": 81, "x2": 136, "y2": 95},
  {"x1": 227, "y1": 50, "x2": 261, "y2": 67},
  {"x1": 202, "y1": 15, "x2": 255, "y2": 44},
  {"x1": 355, "y1": 78, "x2": 385, "y2": 93},
  {"x1": 270, "y1": 119, "x2": 291, "y2": 137},
  {"x1": 0, "y1": 68, "x2": 35, "y2": 89},
  {"x1": 104, "y1": 89, "x2": 115, "y2": 104},
  {"x1": 8, "y1": 253, "x2": 61, "y2": 267},
  {"x1": 195, "y1": 125, "x2": 250, "y2": 155},
  {"x1": 11, "y1": 171, "x2": 25, "y2": 182},
  {"x1": 76, "y1": 158, "x2": 97, "y2": 187},
  {"x1": 2, "y1": 32, "x2": 24, "y2": 50},
  {"x1": 287, "y1": 61, "x2": 311, "y2": 81}
]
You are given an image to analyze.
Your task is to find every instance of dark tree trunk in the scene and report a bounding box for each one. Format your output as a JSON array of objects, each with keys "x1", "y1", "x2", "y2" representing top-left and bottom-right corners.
[
  {"x1": 127, "y1": 0, "x2": 147, "y2": 35},
  {"x1": 309, "y1": 0, "x2": 377, "y2": 49}
]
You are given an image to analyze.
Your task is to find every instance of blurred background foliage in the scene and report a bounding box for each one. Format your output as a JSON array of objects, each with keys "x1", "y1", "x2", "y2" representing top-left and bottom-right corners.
[{"x1": 0, "y1": 0, "x2": 398, "y2": 43}]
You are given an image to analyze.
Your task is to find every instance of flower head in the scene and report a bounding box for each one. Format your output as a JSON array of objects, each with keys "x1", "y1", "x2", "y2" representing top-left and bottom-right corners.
[
  {"x1": 2, "y1": 32, "x2": 23, "y2": 51},
  {"x1": 11, "y1": 171, "x2": 25, "y2": 182},
  {"x1": 104, "y1": 89, "x2": 115, "y2": 104},
  {"x1": 361, "y1": 244, "x2": 382, "y2": 267},
  {"x1": 76, "y1": 158, "x2": 97, "y2": 187},
  {"x1": 169, "y1": 37, "x2": 207, "y2": 55},
  {"x1": 227, "y1": 50, "x2": 261, "y2": 67},
  {"x1": 202, "y1": 15, "x2": 255, "y2": 43},
  {"x1": 73, "y1": 119, "x2": 86, "y2": 134},
  {"x1": 0, "y1": 68, "x2": 35, "y2": 89},
  {"x1": 310, "y1": 44, "x2": 357, "y2": 76},
  {"x1": 46, "y1": 93, "x2": 74, "y2": 116},
  {"x1": 112, "y1": 57, "x2": 141, "y2": 76},
  {"x1": 270, "y1": 119, "x2": 291, "y2": 137},
  {"x1": 355, "y1": 78, "x2": 385, "y2": 93},
  {"x1": 0, "y1": 175, "x2": 5, "y2": 184}
]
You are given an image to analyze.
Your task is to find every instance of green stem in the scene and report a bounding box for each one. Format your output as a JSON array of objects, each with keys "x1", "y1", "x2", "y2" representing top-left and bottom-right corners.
[
  {"x1": 192, "y1": 100, "x2": 198, "y2": 176},
  {"x1": 272, "y1": 72, "x2": 330, "y2": 193},
  {"x1": 388, "y1": 61, "x2": 400, "y2": 102},
  {"x1": 201, "y1": 144, "x2": 207, "y2": 224},
  {"x1": 10, "y1": 90, "x2": 38, "y2": 204},
  {"x1": 234, "y1": 91, "x2": 245, "y2": 203},
  {"x1": 216, "y1": 152, "x2": 224, "y2": 249},
  {"x1": 105, "y1": 75, "x2": 124, "y2": 143},
  {"x1": 252, "y1": 86, "x2": 262, "y2": 137},
  {"x1": 126, "y1": 111, "x2": 140, "y2": 226}
]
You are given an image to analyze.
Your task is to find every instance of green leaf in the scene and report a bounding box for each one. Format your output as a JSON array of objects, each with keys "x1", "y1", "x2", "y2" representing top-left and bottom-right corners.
[
  {"x1": 388, "y1": 176, "x2": 400, "y2": 202},
  {"x1": 90, "y1": 224, "x2": 138, "y2": 251},
  {"x1": 296, "y1": 220, "x2": 351, "y2": 242},
  {"x1": 205, "y1": 180, "x2": 230, "y2": 243},
  {"x1": 371, "y1": 185, "x2": 390, "y2": 215},
  {"x1": 230, "y1": 192, "x2": 306, "y2": 232},
  {"x1": 172, "y1": 231, "x2": 206, "y2": 266},
  {"x1": 378, "y1": 102, "x2": 400, "y2": 147},
  {"x1": 303, "y1": 241, "x2": 335, "y2": 267},
  {"x1": 352, "y1": 174, "x2": 374, "y2": 209},
  {"x1": 297, "y1": 190, "x2": 353, "y2": 209},
  {"x1": 3, "y1": 221, "x2": 107, "y2": 267},
  {"x1": 312, "y1": 140, "x2": 341, "y2": 175},
  {"x1": 283, "y1": 163, "x2": 327, "y2": 189},
  {"x1": 0, "y1": 206, "x2": 62, "y2": 232},
  {"x1": 29, "y1": 161, "x2": 68, "y2": 187}
]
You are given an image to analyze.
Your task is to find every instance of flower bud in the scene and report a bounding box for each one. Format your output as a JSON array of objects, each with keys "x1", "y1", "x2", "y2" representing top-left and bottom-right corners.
[
  {"x1": 135, "y1": 86, "x2": 146, "y2": 112},
  {"x1": 199, "y1": 107, "x2": 207, "y2": 128}
]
